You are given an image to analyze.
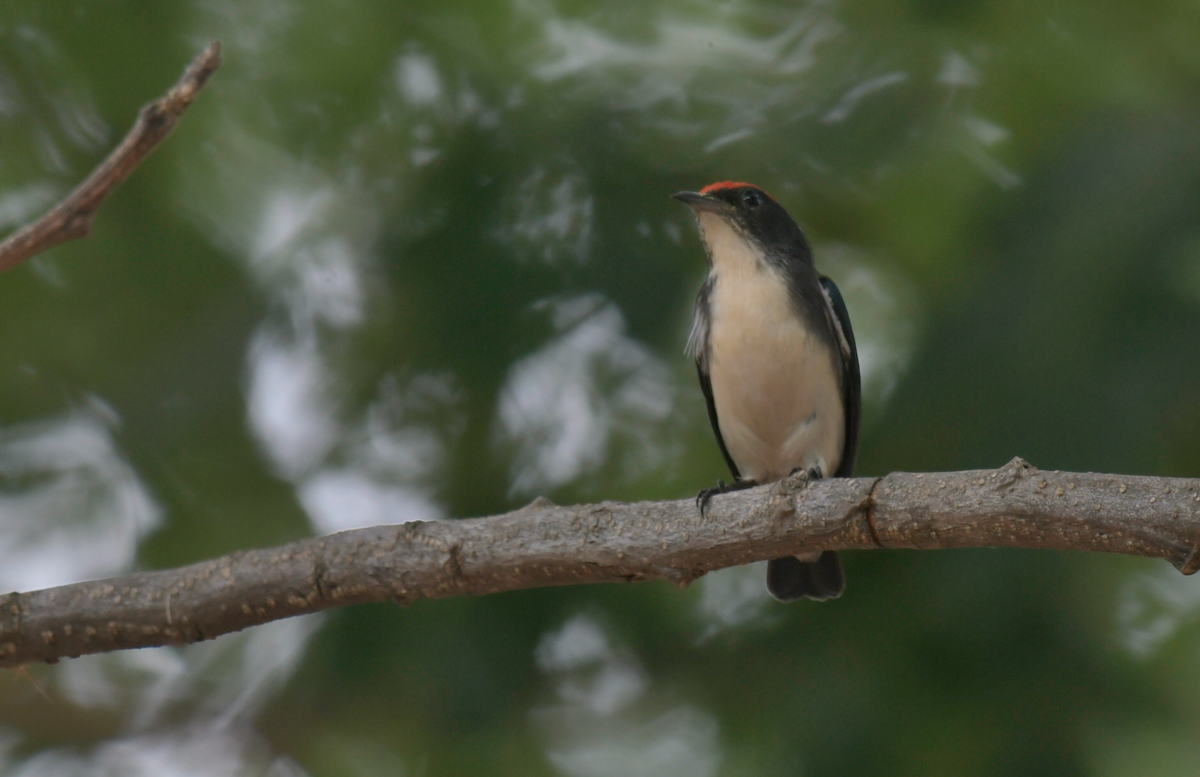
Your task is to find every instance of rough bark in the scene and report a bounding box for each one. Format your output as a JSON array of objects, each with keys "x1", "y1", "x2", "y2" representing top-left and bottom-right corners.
[{"x1": 2, "y1": 458, "x2": 1198, "y2": 668}]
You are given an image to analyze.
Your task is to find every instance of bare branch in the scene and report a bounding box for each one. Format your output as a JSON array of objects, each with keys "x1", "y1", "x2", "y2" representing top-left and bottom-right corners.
[
  {"x1": 1, "y1": 458, "x2": 1197, "y2": 668},
  {"x1": 0, "y1": 42, "x2": 222, "y2": 273}
]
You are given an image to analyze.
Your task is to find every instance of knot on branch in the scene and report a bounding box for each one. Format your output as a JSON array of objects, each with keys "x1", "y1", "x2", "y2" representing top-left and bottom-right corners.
[
  {"x1": 312, "y1": 560, "x2": 330, "y2": 601},
  {"x1": 62, "y1": 208, "x2": 95, "y2": 239},
  {"x1": 514, "y1": 495, "x2": 557, "y2": 519},
  {"x1": 139, "y1": 102, "x2": 170, "y2": 131},
  {"x1": 443, "y1": 544, "x2": 463, "y2": 578},
  {"x1": 991, "y1": 456, "x2": 1036, "y2": 490},
  {"x1": 652, "y1": 565, "x2": 702, "y2": 590},
  {"x1": 1180, "y1": 544, "x2": 1200, "y2": 576}
]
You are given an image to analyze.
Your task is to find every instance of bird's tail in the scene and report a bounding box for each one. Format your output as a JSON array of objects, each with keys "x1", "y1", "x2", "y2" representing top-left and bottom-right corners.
[{"x1": 766, "y1": 551, "x2": 844, "y2": 602}]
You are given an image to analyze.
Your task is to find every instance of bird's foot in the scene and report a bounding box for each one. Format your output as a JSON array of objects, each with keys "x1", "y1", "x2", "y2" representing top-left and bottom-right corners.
[
  {"x1": 787, "y1": 465, "x2": 824, "y2": 483},
  {"x1": 696, "y1": 479, "x2": 757, "y2": 517}
]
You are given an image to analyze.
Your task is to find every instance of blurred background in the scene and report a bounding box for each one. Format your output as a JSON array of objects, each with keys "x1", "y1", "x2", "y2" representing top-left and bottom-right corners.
[{"x1": 0, "y1": 0, "x2": 1199, "y2": 775}]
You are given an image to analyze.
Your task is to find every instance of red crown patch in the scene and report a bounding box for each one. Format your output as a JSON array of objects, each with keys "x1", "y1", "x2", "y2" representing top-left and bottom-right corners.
[{"x1": 699, "y1": 180, "x2": 757, "y2": 195}]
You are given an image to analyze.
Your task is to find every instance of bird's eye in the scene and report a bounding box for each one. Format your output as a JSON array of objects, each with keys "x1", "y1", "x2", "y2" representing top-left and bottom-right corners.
[{"x1": 742, "y1": 190, "x2": 762, "y2": 208}]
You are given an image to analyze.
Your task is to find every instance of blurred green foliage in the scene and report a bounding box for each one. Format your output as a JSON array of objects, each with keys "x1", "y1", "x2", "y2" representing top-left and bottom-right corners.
[{"x1": 0, "y1": 1, "x2": 1199, "y2": 775}]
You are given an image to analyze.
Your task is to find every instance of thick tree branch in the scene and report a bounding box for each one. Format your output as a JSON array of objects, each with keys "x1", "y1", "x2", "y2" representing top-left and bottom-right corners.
[
  {"x1": 2, "y1": 458, "x2": 1198, "y2": 668},
  {"x1": 0, "y1": 42, "x2": 221, "y2": 273}
]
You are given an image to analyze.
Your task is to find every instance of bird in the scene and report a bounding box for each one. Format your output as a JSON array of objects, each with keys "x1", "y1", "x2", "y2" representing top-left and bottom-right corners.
[{"x1": 673, "y1": 181, "x2": 861, "y2": 602}]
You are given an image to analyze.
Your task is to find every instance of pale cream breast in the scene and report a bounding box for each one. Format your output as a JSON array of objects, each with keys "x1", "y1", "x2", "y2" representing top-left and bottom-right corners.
[{"x1": 698, "y1": 213, "x2": 844, "y2": 483}]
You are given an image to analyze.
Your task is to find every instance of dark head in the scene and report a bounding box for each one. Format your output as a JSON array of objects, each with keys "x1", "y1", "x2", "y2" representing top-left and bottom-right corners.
[{"x1": 673, "y1": 182, "x2": 812, "y2": 267}]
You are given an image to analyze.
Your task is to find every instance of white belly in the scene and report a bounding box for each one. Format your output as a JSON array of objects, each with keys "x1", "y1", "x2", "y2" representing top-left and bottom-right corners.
[{"x1": 706, "y1": 253, "x2": 844, "y2": 483}]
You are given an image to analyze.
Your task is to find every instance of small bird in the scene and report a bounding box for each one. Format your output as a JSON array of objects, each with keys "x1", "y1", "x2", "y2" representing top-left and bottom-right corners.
[{"x1": 674, "y1": 182, "x2": 861, "y2": 602}]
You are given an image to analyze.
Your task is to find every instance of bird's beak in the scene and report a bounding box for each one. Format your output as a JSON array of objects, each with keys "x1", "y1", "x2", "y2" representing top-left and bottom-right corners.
[{"x1": 672, "y1": 190, "x2": 725, "y2": 214}]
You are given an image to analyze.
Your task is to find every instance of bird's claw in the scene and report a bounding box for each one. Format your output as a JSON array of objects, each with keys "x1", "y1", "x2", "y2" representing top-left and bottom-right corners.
[
  {"x1": 787, "y1": 465, "x2": 824, "y2": 483},
  {"x1": 695, "y1": 478, "x2": 757, "y2": 518},
  {"x1": 696, "y1": 480, "x2": 726, "y2": 517}
]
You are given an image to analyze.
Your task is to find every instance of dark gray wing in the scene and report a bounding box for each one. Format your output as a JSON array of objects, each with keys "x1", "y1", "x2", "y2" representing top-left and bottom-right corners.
[
  {"x1": 819, "y1": 275, "x2": 861, "y2": 478},
  {"x1": 690, "y1": 277, "x2": 742, "y2": 481},
  {"x1": 697, "y1": 363, "x2": 741, "y2": 480}
]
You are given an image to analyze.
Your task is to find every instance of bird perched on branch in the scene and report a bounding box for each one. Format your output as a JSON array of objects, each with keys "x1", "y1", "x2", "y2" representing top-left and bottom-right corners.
[{"x1": 674, "y1": 182, "x2": 861, "y2": 601}]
